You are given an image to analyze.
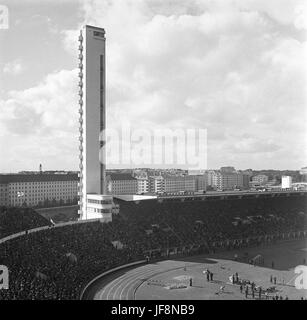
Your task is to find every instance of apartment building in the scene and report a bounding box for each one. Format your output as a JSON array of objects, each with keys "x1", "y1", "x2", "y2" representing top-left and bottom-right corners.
[
  {"x1": 0, "y1": 173, "x2": 78, "y2": 207},
  {"x1": 194, "y1": 174, "x2": 207, "y2": 191},
  {"x1": 149, "y1": 176, "x2": 164, "y2": 194},
  {"x1": 163, "y1": 175, "x2": 196, "y2": 193},
  {"x1": 136, "y1": 178, "x2": 149, "y2": 194},
  {"x1": 106, "y1": 173, "x2": 138, "y2": 195},
  {"x1": 207, "y1": 171, "x2": 247, "y2": 190},
  {"x1": 251, "y1": 174, "x2": 269, "y2": 186},
  {"x1": 147, "y1": 175, "x2": 207, "y2": 194}
]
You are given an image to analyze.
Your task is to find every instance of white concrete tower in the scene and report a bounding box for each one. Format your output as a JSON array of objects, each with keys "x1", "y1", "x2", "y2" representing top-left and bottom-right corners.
[{"x1": 78, "y1": 25, "x2": 113, "y2": 221}]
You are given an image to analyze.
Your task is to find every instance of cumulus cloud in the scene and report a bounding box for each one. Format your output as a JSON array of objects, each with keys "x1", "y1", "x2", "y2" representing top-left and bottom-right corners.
[
  {"x1": 1, "y1": 0, "x2": 306, "y2": 171},
  {"x1": 62, "y1": 0, "x2": 306, "y2": 169},
  {"x1": 1, "y1": 69, "x2": 78, "y2": 134},
  {"x1": 231, "y1": 138, "x2": 281, "y2": 154},
  {"x1": 3, "y1": 60, "x2": 25, "y2": 75},
  {"x1": 294, "y1": 3, "x2": 307, "y2": 30},
  {"x1": 0, "y1": 69, "x2": 79, "y2": 171}
]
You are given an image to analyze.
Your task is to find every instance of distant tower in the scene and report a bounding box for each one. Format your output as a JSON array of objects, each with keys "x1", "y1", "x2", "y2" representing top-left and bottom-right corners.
[
  {"x1": 39, "y1": 164, "x2": 42, "y2": 174},
  {"x1": 78, "y1": 25, "x2": 113, "y2": 221}
]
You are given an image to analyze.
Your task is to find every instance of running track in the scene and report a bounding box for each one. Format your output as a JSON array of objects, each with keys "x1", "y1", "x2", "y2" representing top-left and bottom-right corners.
[
  {"x1": 82, "y1": 240, "x2": 307, "y2": 300},
  {"x1": 90, "y1": 260, "x2": 199, "y2": 300}
]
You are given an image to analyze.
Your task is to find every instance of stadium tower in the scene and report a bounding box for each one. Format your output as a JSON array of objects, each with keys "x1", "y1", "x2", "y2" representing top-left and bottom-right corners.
[{"x1": 78, "y1": 25, "x2": 113, "y2": 221}]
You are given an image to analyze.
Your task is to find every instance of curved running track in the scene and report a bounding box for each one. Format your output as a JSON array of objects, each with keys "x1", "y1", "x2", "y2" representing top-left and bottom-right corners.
[
  {"x1": 85, "y1": 260, "x2": 200, "y2": 300},
  {"x1": 82, "y1": 240, "x2": 307, "y2": 300}
]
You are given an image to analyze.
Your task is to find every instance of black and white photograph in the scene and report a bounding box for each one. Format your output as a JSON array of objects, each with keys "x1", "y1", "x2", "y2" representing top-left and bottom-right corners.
[{"x1": 0, "y1": 0, "x2": 306, "y2": 308}]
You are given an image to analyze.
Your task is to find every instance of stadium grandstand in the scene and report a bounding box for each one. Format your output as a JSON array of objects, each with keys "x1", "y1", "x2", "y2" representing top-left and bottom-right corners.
[
  {"x1": 0, "y1": 194, "x2": 306, "y2": 300},
  {"x1": 0, "y1": 207, "x2": 50, "y2": 239}
]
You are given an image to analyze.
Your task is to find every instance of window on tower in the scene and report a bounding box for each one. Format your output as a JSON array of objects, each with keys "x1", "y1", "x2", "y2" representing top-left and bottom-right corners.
[{"x1": 93, "y1": 31, "x2": 105, "y2": 38}]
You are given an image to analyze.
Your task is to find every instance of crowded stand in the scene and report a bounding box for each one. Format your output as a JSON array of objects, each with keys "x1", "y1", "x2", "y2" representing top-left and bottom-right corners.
[
  {"x1": 113, "y1": 196, "x2": 306, "y2": 252},
  {"x1": 0, "y1": 222, "x2": 140, "y2": 300},
  {"x1": 0, "y1": 207, "x2": 50, "y2": 239},
  {"x1": 0, "y1": 195, "x2": 306, "y2": 300}
]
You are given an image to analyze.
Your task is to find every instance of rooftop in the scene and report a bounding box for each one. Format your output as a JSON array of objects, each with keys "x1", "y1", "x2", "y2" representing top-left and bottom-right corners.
[
  {"x1": 0, "y1": 173, "x2": 79, "y2": 183},
  {"x1": 108, "y1": 173, "x2": 137, "y2": 181}
]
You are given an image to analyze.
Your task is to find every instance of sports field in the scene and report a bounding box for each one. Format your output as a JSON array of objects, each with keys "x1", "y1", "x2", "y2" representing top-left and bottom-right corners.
[
  {"x1": 88, "y1": 239, "x2": 307, "y2": 300},
  {"x1": 36, "y1": 205, "x2": 78, "y2": 223}
]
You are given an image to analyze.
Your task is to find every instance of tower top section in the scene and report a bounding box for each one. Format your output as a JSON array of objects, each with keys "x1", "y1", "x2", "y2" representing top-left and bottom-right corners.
[
  {"x1": 81, "y1": 25, "x2": 106, "y2": 39},
  {"x1": 83, "y1": 24, "x2": 105, "y2": 31}
]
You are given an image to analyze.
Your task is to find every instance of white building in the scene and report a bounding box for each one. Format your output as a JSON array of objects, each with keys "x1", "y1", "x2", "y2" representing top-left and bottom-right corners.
[
  {"x1": 163, "y1": 176, "x2": 196, "y2": 193},
  {"x1": 207, "y1": 171, "x2": 245, "y2": 190},
  {"x1": 0, "y1": 174, "x2": 78, "y2": 207},
  {"x1": 149, "y1": 176, "x2": 164, "y2": 194},
  {"x1": 85, "y1": 194, "x2": 113, "y2": 222},
  {"x1": 281, "y1": 176, "x2": 292, "y2": 189},
  {"x1": 78, "y1": 25, "x2": 113, "y2": 221},
  {"x1": 106, "y1": 174, "x2": 138, "y2": 195},
  {"x1": 146, "y1": 175, "x2": 207, "y2": 194},
  {"x1": 137, "y1": 178, "x2": 149, "y2": 194}
]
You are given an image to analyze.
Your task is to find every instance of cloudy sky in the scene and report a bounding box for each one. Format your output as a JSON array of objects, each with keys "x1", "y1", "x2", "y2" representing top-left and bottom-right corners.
[{"x1": 0, "y1": 0, "x2": 306, "y2": 172}]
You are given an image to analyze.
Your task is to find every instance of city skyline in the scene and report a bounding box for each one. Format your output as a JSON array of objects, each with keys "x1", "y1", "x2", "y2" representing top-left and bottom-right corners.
[{"x1": 0, "y1": 0, "x2": 306, "y2": 172}]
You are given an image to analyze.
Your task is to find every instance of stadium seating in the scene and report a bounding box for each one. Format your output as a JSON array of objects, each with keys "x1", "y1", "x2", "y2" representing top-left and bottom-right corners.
[
  {"x1": 0, "y1": 195, "x2": 306, "y2": 300},
  {"x1": 0, "y1": 207, "x2": 50, "y2": 239}
]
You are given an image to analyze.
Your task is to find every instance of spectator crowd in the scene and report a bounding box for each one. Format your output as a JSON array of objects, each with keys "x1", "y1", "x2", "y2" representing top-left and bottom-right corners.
[
  {"x1": 0, "y1": 207, "x2": 49, "y2": 239},
  {"x1": 0, "y1": 195, "x2": 306, "y2": 300}
]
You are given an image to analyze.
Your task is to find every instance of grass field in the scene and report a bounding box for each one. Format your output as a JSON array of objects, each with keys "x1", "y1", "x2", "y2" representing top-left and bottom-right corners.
[
  {"x1": 36, "y1": 205, "x2": 78, "y2": 223},
  {"x1": 91, "y1": 239, "x2": 307, "y2": 300}
]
